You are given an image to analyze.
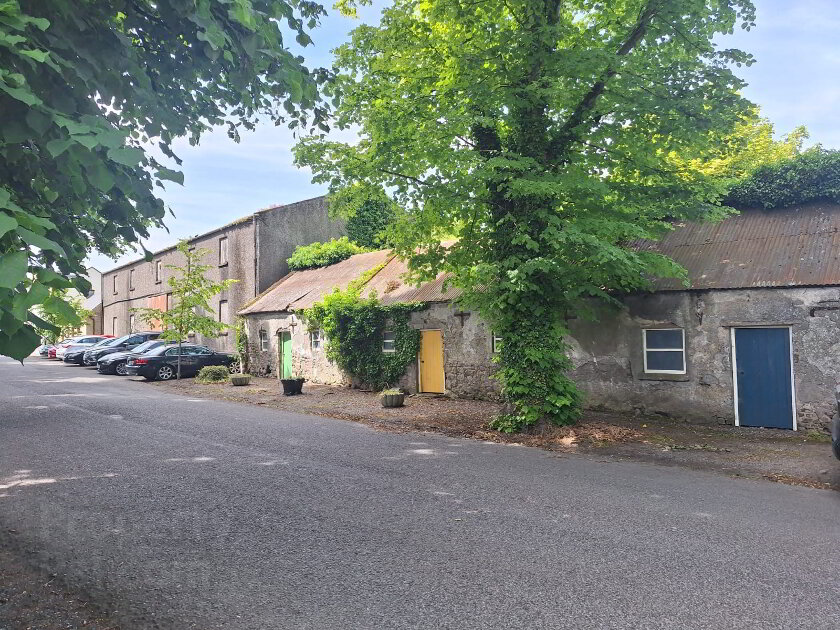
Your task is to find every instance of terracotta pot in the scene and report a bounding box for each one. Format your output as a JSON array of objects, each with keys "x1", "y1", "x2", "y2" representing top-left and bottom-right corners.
[{"x1": 381, "y1": 392, "x2": 405, "y2": 408}]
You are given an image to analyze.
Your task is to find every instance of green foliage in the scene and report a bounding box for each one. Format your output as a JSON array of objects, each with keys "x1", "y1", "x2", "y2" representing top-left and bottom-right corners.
[
  {"x1": 303, "y1": 285, "x2": 421, "y2": 390},
  {"x1": 295, "y1": 0, "x2": 757, "y2": 431},
  {"x1": 287, "y1": 236, "x2": 368, "y2": 271},
  {"x1": 233, "y1": 316, "x2": 247, "y2": 370},
  {"x1": 0, "y1": 0, "x2": 327, "y2": 360},
  {"x1": 330, "y1": 185, "x2": 397, "y2": 248},
  {"x1": 725, "y1": 148, "x2": 840, "y2": 209},
  {"x1": 132, "y1": 240, "x2": 237, "y2": 377},
  {"x1": 32, "y1": 288, "x2": 91, "y2": 345},
  {"x1": 196, "y1": 365, "x2": 230, "y2": 384}
]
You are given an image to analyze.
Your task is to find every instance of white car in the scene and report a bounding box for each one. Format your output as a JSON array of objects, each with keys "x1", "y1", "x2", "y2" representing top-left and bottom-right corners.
[{"x1": 55, "y1": 335, "x2": 108, "y2": 359}]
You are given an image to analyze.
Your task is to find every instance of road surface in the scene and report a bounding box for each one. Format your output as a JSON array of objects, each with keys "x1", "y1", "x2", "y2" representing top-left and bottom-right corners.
[{"x1": 0, "y1": 357, "x2": 838, "y2": 629}]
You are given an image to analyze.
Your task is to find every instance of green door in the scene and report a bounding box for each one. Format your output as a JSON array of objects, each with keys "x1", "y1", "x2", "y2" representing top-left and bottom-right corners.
[{"x1": 280, "y1": 331, "x2": 293, "y2": 379}]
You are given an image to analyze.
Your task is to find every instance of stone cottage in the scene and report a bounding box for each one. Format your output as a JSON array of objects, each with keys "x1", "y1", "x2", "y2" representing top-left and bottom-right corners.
[
  {"x1": 240, "y1": 202, "x2": 840, "y2": 432},
  {"x1": 101, "y1": 196, "x2": 345, "y2": 352}
]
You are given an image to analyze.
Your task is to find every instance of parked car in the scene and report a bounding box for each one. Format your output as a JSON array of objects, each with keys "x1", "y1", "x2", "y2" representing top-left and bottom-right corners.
[
  {"x1": 64, "y1": 336, "x2": 117, "y2": 365},
  {"x1": 36, "y1": 344, "x2": 53, "y2": 357},
  {"x1": 97, "y1": 339, "x2": 173, "y2": 375},
  {"x1": 832, "y1": 414, "x2": 840, "y2": 460},
  {"x1": 83, "y1": 332, "x2": 162, "y2": 366},
  {"x1": 54, "y1": 336, "x2": 88, "y2": 359},
  {"x1": 60, "y1": 335, "x2": 113, "y2": 362},
  {"x1": 125, "y1": 344, "x2": 236, "y2": 381}
]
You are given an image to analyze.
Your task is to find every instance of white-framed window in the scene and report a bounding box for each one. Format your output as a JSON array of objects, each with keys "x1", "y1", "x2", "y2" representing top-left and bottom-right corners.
[
  {"x1": 129, "y1": 268, "x2": 134, "y2": 290},
  {"x1": 218, "y1": 300, "x2": 229, "y2": 335},
  {"x1": 219, "y1": 236, "x2": 228, "y2": 266},
  {"x1": 113, "y1": 274, "x2": 118, "y2": 294},
  {"x1": 259, "y1": 329, "x2": 269, "y2": 352},
  {"x1": 310, "y1": 329, "x2": 324, "y2": 349},
  {"x1": 643, "y1": 328, "x2": 686, "y2": 374},
  {"x1": 492, "y1": 332, "x2": 502, "y2": 353},
  {"x1": 129, "y1": 314, "x2": 135, "y2": 332},
  {"x1": 155, "y1": 260, "x2": 162, "y2": 283},
  {"x1": 382, "y1": 330, "x2": 395, "y2": 353},
  {"x1": 112, "y1": 316, "x2": 118, "y2": 335}
]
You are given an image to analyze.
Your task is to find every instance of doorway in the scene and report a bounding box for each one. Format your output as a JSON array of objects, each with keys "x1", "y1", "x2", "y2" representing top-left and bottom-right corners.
[
  {"x1": 418, "y1": 330, "x2": 445, "y2": 393},
  {"x1": 279, "y1": 331, "x2": 293, "y2": 379}
]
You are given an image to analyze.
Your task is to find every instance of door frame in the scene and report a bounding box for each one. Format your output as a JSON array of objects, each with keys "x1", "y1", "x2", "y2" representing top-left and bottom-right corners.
[
  {"x1": 417, "y1": 329, "x2": 445, "y2": 393},
  {"x1": 730, "y1": 326, "x2": 797, "y2": 430}
]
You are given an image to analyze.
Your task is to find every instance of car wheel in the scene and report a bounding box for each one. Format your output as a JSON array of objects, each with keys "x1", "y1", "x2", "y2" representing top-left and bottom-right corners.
[
  {"x1": 228, "y1": 360, "x2": 241, "y2": 374},
  {"x1": 157, "y1": 365, "x2": 175, "y2": 381},
  {"x1": 115, "y1": 361, "x2": 127, "y2": 376}
]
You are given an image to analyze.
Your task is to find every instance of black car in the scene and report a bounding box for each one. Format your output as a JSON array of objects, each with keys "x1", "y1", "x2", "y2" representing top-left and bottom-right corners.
[
  {"x1": 97, "y1": 339, "x2": 173, "y2": 375},
  {"x1": 83, "y1": 332, "x2": 161, "y2": 366},
  {"x1": 125, "y1": 344, "x2": 236, "y2": 381},
  {"x1": 63, "y1": 336, "x2": 115, "y2": 365}
]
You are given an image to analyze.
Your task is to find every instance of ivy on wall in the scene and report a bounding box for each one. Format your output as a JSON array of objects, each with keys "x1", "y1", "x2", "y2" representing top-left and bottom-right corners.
[
  {"x1": 725, "y1": 148, "x2": 840, "y2": 209},
  {"x1": 302, "y1": 282, "x2": 421, "y2": 391}
]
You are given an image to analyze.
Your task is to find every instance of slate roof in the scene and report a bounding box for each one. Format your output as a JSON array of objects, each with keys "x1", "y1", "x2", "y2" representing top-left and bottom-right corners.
[{"x1": 240, "y1": 203, "x2": 840, "y2": 315}]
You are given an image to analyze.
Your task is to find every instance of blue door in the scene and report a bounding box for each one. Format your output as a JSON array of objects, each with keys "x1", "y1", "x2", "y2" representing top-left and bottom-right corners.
[{"x1": 734, "y1": 328, "x2": 795, "y2": 429}]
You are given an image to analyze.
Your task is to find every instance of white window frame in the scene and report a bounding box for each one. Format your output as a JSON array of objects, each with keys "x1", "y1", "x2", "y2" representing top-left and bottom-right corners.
[
  {"x1": 219, "y1": 236, "x2": 228, "y2": 266},
  {"x1": 129, "y1": 314, "x2": 135, "y2": 332},
  {"x1": 642, "y1": 328, "x2": 686, "y2": 375},
  {"x1": 129, "y1": 268, "x2": 134, "y2": 290},
  {"x1": 155, "y1": 260, "x2": 162, "y2": 283},
  {"x1": 492, "y1": 332, "x2": 502, "y2": 354},
  {"x1": 113, "y1": 274, "x2": 118, "y2": 294},
  {"x1": 310, "y1": 329, "x2": 324, "y2": 349},
  {"x1": 382, "y1": 330, "x2": 396, "y2": 353},
  {"x1": 259, "y1": 329, "x2": 269, "y2": 352}
]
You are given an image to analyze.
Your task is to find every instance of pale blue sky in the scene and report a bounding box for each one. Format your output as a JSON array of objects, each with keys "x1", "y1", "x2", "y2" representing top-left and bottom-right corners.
[{"x1": 89, "y1": 0, "x2": 840, "y2": 270}]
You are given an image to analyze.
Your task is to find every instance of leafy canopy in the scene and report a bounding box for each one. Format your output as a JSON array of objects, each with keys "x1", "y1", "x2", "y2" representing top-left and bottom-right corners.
[
  {"x1": 132, "y1": 241, "x2": 237, "y2": 377},
  {"x1": 296, "y1": 0, "x2": 757, "y2": 430},
  {"x1": 1, "y1": 0, "x2": 327, "y2": 360},
  {"x1": 32, "y1": 288, "x2": 92, "y2": 345},
  {"x1": 330, "y1": 184, "x2": 397, "y2": 248},
  {"x1": 287, "y1": 236, "x2": 368, "y2": 270}
]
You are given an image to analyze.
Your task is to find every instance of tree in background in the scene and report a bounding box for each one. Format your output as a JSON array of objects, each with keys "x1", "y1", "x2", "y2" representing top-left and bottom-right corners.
[
  {"x1": 0, "y1": 0, "x2": 327, "y2": 360},
  {"x1": 331, "y1": 185, "x2": 397, "y2": 248},
  {"x1": 132, "y1": 241, "x2": 237, "y2": 379},
  {"x1": 296, "y1": 0, "x2": 757, "y2": 432},
  {"x1": 32, "y1": 288, "x2": 91, "y2": 344}
]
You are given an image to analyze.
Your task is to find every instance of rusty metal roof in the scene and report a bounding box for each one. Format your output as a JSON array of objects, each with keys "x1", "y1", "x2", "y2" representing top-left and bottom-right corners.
[
  {"x1": 238, "y1": 250, "x2": 393, "y2": 315},
  {"x1": 362, "y1": 257, "x2": 462, "y2": 304},
  {"x1": 638, "y1": 203, "x2": 840, "y2": 290}
]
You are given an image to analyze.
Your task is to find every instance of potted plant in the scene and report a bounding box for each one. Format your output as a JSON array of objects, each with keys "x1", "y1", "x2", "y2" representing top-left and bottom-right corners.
[
  {"x1": 230, "y1": 373, "x2": 251, "y2": 386},
  {"x1": 281, "y1": 375, "x2": 305, "y2": 395},
  {"x1": 381, "y1": 388, "x2": 405, "y2": 408}
]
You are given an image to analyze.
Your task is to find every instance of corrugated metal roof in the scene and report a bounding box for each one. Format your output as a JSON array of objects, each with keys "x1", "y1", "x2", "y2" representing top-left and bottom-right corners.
[
  {"x1": 638, "y1": 203, "x2": 840, "y2": 290},
  {"x1": 362, "y1": 256, "x2": 462, "y2": 304},
  {"x1": 239, "y1": 250, "x2": 393, "y2": 314}
]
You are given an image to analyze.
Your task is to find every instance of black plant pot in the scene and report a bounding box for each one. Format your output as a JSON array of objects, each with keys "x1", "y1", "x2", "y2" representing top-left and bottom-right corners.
[{"x1": 281, "y1": 378, "x2": 305, "y2": 395}]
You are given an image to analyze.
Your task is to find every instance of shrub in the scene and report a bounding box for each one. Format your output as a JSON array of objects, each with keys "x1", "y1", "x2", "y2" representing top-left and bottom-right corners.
[
  {"x1": 196, "y1": 365, "x2": 230, "y2": 384},
  {"x1": 287, "y1": 237, "x2": 368, "y2": 271}
]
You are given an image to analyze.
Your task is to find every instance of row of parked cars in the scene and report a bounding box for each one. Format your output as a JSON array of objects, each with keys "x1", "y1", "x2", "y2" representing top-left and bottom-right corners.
[{"x1": 38, "y1": 332, "x2": 238, "y2": 380}]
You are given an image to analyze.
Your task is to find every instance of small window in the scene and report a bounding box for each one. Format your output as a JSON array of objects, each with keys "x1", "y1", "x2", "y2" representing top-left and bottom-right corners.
[
  {"x1": 129, "y1": 314, "x2": 135, "y2": 332},
  {"x1": 259, "y1": 329, "x2": 269, "y2": 352},
  {"x1": 219, "y1": 300, "x2": 229, "y2": 334},
  {"x1": 112, "y1": 316, "x2": 118, "y2": 335},
  {"x1": 219, "y1": 237, "x2": 228, "y2": 266},
  {"x1": 129, "y1": 269, "x2": 135, "y2": 290},
  {"x1": 155, "y1": 260, "x2": 162, "y2": 283},
  {"x1": 310, "y1": 329, "x2": 324, "y2": 349},
  {"x1": 113, "y1": 275, "x2": 118, "y2": 294},
  {"x1": 643, "y1": 328, "x2": 686, "y2": 374},
  {"x1": 166, "y1": 293, "x2": 172, "y2": 311},
  {"x1": 492, "y1": 332, "x2": 502, "y2": 353},
  {"x1": 382, "y1": 331, "x2": 395, "y2": 353}
]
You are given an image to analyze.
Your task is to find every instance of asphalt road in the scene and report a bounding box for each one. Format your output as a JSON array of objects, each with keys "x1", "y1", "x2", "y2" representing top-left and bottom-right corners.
[{"x1": 1, "y1": 357, "x2": 838, "y2": 629}]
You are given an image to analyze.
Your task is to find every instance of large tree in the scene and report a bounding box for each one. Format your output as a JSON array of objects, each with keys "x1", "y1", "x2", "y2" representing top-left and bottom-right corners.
[
  {"x1": 0, "y1": 0, "x2": 327, "y2": 360},
  {"x1": 295, "y1": 0, "x2": 757, "y2": 431}
]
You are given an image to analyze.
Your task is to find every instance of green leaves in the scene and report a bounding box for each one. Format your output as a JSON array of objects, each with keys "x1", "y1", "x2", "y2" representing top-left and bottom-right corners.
[
  {"x1": 0, "y1": 250, "x2": 28, "y2": 289},
  {"x1": 287, "y1": 236, "x2": 368, "y2": 271}
]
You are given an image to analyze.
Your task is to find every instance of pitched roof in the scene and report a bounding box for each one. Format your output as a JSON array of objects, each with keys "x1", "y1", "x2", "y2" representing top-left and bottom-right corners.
[
  {"x1": 240, "y1": 203, "x2": 840, "y2": 315},
  {"x1": 640, "y1": 202, "x2": 840, "y2": 290}
]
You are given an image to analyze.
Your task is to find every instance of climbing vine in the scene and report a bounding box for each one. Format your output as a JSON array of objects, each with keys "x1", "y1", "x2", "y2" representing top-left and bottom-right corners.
[{"x1": 302, "y1": 283, "x2": 421, "y2": 390}]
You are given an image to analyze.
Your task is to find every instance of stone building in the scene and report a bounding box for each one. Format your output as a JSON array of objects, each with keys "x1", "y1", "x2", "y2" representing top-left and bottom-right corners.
[
  {"x1": 101, "y1": 196, "x2": 344, "y2": 352},
  {"x1": 239, "y1": 202, "x2": 840, "y2": 432}
]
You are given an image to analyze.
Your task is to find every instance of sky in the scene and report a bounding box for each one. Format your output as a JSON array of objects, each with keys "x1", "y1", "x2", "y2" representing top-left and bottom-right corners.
[{"x1": 88, "y1": 0, "x2": 840, "y2": 271}]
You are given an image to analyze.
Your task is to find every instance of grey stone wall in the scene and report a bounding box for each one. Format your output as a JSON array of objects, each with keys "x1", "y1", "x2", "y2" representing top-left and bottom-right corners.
[
  {"x1": 255, "y1": 196, "x2": 346, "y2": 294},
  {"x1": 101, "y1": 218, "x2": 257, "y2": 352},
  {"x1": 567, "y1": 287, "x2": 840, "y2": 431}
]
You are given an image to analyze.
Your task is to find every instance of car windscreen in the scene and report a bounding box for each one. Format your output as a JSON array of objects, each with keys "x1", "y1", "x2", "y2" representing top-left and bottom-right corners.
[
  {"x1": 106, "y1": 334, "x2": 132, "y2": 347},
  {"x1": 132, "y1": 340, "x2": 164, "y2": 354}
]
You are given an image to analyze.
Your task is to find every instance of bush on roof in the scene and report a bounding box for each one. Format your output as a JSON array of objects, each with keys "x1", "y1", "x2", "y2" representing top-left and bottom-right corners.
[
  {"x1": 725, "y1": 148, "x2": 840, "y2": 210},
  {"x1": 287, "y1": 237, "x2": 369, "y2": 271}
]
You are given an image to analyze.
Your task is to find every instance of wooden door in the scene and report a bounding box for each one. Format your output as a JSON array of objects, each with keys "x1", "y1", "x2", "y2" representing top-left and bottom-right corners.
[
  {"x1": 280, "y1": 331, "x2": 293, "y2": 379},
  {"x1": 733, "y1": 327, "x2": 795, "y2": 429},
  {"x1": 418, "y1": 330, "x2": 445, "y2": 393}
]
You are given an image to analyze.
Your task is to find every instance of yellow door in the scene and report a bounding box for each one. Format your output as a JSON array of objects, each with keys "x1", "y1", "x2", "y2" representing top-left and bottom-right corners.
[{"x1": 418, "y1": 330, "x2": 445, "y2": 393}]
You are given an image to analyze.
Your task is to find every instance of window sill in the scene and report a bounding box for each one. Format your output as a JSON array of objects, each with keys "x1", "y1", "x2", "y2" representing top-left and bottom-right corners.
[
  {"x1": 219, "y1": 263, "x2": 229, "y2": 268},
  {"x1": 638, "y1": 373, "x2": 690, "y2": 382},
  {"x1": 155, "y1": 280, "x2": 161, "y2": 285}
]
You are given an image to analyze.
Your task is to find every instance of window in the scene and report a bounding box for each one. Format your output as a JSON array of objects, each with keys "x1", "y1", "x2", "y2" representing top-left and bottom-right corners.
[
  {"x1": 259, "y1": 329, "x2": 269, "y2": 352},
  {"x1": 310, "y1": 329, "x2": 324, "y2": 349},
  {"x1": 155, "y1": 260, "x2": 162, "y2": 283},
  {"x1": 166, "y1": 293, "x2": 172, "y2": 311},
  {"x1": 165, "y1": 347, "x2": 182, "y2": 357},
  {"x1": 382, "y1": 331, "x2": 395, "y2": 353},
  {"x1": 112, "y1": 317, "x2": 118, "y2": 335},
  {"x1": 129, "y1": 314, "x2": 135, "y2": 332},
  {"x1": 219, "y1": 236, "x2": 228, "y2": 266},
  {"x1": 643, "y1": 328, "x2": 686, "y2": 374},
  {"x1": 218, "y1": 300, "x2": 229, "y2": 335},
  {"x1": 193, "y1": 346, "x2": 212, "y2": 355},
  {"x1": 129, "y1": 269, "x2": 135, "y2": 290},
  {"x1": 113, "y1": 275, "x2": 118, "y2": 294},
  {"x1": 492, "y1": 332, "x2": 502, "y2": 353}
]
